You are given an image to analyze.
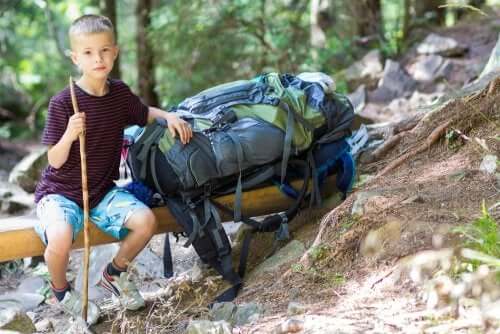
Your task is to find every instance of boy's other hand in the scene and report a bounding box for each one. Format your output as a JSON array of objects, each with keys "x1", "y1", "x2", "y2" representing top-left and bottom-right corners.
[
  {"x1": 65, "y1": 113, "x2": 86, "y2": 142},
  {"x1": 165, "y1": 114, "x2": 193, "y2": 145}
]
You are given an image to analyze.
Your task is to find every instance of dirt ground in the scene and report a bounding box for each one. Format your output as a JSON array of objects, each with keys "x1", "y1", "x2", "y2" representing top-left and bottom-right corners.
[{"x1": 229, "y1": 76, "x2": 500, "y2": 333}]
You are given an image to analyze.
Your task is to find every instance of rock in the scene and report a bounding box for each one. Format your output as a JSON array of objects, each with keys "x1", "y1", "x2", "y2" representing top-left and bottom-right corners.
[
  {"x1": 287, "y1": 302, "x2": 306, "y2": 316},
  {"x1": 351, "y1": 191, "x2": 382, "y2": 216},
  {"x1": 408, "y1": 90, "x2": 442, "y2": 107},
  {"x1": 354, "y1": 103, "x2": 385, "y2": 123},
  {"x1": 8, "y1": 148, "x2": 47, "y2": 193},
  {"x1": 34, "y1": 318, "x2": 53, "y2": 332},
  {"x1": 0, "y1": 294, "x2": 44, "y2": 312},
  {"x1": 344, "y1": 50, "x2": 384, "y2": 89},
  {"x1": 408, "y1": 55, "x2": 453, "y2": 82},
  {"x1": 0, "y1": 300, "x2": 36, "y2": 333},
  {"x1": 74, "y1": 244, "x2": 119, "y2": 300},
  {"x1": 15, "y1": 277, "x2": 46, "y2": 296},
  {"x1": 252, "y1": 240, "x2": 305, "y2": 275},
  {"x1": 222, "y1": 222, "x2": 242, "y2": 241},
  {"x1": 360, "y1": 219, "x2": 402, "y2": 259},
  {"x1": 0, "y1": 181, "x2": 33, "y2": 215},
  {"x1": 478, "y1": 33, "x2": 500, "y2": 79},
  {"x1": 0, "y1": 200, "x2": 29, "y2": 215},
  {"x1": 479, "y1": 155, "x2": 497, "y2": 174},
  {"x1": 417, "y1": 33, "x2": 467, "y2": 56},
  {"x1": 184, "y1": 320, "x2": 232, "y2": 334},
  {"x1": 132, "y1": 246, "x2": 164, "y2": 280},
  {"x1": 189, "y1": 260, "x2": 205, "y2": 283},
  {"x1": 209, "y1": 302, "x2": 236, "y2": 324},
  {"x1": 348, "y1": 85, "x2": 366, "y2": 114},
  {"x1": 348, "y1": 86, "x2": 370, "y2": 134},
  {"x1": 369, "y1": 60, "x2": 416, "y2": 103},
  {"x1": 233, "y1": 302, "x2": 264, "y2": 326},
  {"x1": 272, "y1": 318, "x2": 304, "y2": 334}
]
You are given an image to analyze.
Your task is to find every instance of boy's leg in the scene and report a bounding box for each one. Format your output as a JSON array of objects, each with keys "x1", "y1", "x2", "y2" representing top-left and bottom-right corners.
[
  {"x1": 36, "y1": 195, "x2": 81, "y2": 290},
  {"x1": 114, "y1": 208, "x2": 157, "y2": 268},
  {"x1": 35, "y1": 195, "x2": 100, "y2": 325},
  {"x1": 92, "y1": 187, "x2": 157, "y2": 310},
  {"x1": 45, "y1": 221, "x2": 73, "y2": 290}
]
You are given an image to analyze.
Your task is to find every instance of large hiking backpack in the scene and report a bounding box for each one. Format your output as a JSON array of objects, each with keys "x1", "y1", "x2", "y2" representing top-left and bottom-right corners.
[{"x1": 124, "y1": 72, "x2": 355, "y2": 302}]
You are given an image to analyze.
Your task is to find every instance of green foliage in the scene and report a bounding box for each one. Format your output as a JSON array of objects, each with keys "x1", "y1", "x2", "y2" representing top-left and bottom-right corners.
[
  {"x1": 2, "y1": 0, "x2": 474, "y2": 137},
  {"x1": 453, "y1": 201, "x2": 500, "y2": 273},
  {"x1": 309, "y1": 244, "x2": 329, "y2": 262},
  {"x1": 0, "y1": 1, "x2": 98, "y2": 139},
  {"x1": 149, "y1": 0, "x2": 314, "y2": 106},
  {"x1": 445, "y1": 129, "x2": 464, "y2": 151},
  {"x1": 290, "y1": 261, "x2": 345, "y2": 285}
]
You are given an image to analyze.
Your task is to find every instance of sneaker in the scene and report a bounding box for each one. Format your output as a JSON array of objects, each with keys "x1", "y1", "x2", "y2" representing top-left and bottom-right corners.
[
  {"x1": 99, "y1": 270, "x2": 145, "y2": 310},
  {"x1": 59, "y1": 290, "x2": 100, "y2": 326}
]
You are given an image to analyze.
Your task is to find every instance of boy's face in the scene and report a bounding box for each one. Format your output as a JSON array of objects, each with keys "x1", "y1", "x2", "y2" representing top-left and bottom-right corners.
[{"x1": 70, "y1": 32, "x2": 118, "y2": 80}]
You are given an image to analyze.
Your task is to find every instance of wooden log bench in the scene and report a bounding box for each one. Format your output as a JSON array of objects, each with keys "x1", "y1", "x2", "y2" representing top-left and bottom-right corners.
[{"x1": 0, "y1": 176, "x2": 337, "y2": 262}]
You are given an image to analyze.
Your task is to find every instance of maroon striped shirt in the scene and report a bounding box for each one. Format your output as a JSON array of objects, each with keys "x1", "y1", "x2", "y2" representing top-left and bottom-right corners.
[{"x1": 35, "y1": 79, "x2": 149, "y2": 208}]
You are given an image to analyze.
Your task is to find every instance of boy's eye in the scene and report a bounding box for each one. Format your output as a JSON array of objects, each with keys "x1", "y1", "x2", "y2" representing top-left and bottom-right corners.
[
  {"x1": 103, "y1": 48, "x2": 109, "y2": 52},
  {"x1": 84, "y1": 51, "x2": 91, "y2": 55}
]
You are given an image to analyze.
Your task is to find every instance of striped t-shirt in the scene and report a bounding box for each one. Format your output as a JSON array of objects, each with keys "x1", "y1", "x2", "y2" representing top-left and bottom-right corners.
[{"x1": 35, "y1": 79, "x2": 149, "y2": 209}]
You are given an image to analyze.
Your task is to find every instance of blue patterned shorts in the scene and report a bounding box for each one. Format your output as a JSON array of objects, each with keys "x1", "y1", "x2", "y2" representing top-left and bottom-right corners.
[{"x1": 35, "y1": 187, "x2": 149, "y2": 244}]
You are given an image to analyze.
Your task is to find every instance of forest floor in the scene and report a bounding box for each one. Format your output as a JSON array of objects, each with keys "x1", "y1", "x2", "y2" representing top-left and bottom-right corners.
[{"x1": 229, "y1": 76, "x2": 500, "y2": 334}]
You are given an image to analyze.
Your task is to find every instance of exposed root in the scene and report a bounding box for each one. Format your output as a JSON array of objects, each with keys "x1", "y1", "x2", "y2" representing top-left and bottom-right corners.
[
  {"x1": 369, "y1": 132, "x2": 405, "y2": 162},
  {"x1": 291, "y1": 196, "x2": 355, "y2": 272},
  {"x1": 376, "y1": 120, "x2": 452, "y2": 177}
]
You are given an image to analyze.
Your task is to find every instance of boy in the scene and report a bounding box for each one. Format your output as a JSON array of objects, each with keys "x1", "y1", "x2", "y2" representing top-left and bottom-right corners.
[{"x1": 34, "y1": 14, "x2": 192, "y2": 325}]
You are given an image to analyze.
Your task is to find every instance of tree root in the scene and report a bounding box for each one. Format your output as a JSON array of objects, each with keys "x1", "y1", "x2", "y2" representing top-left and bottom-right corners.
[
  {"x1": 281, "y1": 196, "x2": 355, "y2": 275},
  {"x1": 368, "y1": 132, "x2": 405, "y2": 162},
  {"x1": 376, "y1": 120, "x2": 452, "y2": 177}
]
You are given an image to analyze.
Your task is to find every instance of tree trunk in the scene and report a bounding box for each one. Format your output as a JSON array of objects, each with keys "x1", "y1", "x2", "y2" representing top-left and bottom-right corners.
[
  {"x1": 44, "y1": 2, "x2": 67, "y2": 62},
  {"x1": 414, "y1": 0, "x2": 446, "y2": 25},
  {"x1": 402, "y1": 0, "x2": 411, "y2": 40},
  {"x1": 351, "y1": 0, "x2": 382, "y2": 38},
  {"x1": 310, "y1": 0, "x2": 326, "y2": 49},
  {"x1": 101, "y1": 0, "x2": 121, "y2": 79},
  {"x1": 136, "y1": 0, "x2": 159, "y2": 106}
]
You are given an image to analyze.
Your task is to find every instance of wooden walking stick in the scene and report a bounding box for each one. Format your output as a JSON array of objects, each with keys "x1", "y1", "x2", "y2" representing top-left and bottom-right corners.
[{"x1": 69, "y1": 77, "x2": 90, "y2": 322}]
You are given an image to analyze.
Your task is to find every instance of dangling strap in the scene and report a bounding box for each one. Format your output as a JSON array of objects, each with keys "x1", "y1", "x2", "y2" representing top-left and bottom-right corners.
[
  {"x1": 211, "y1": 254, "x2": 243, "y2": 303},
  {"x1": 308, "y1": 150, "x2": 322, "y2": 207},
  {"x1": 225, "y1": 130, "x2": 245, "y2": 222},
  {"x1": 150, "y1": 148, "x2": 166, "y2": 196},
  {"x1": 136, "y1": 125, "x2": 164, "y2": 179},
  {"x1": 279, "y1": 101, "x2": 295, "y2": 184},
  {"x1": 163, "y1": 233, "x2": 174, "y2": 278},
  {"x1": 184, "y1": 200, "x2": 203, "y2": 247}
]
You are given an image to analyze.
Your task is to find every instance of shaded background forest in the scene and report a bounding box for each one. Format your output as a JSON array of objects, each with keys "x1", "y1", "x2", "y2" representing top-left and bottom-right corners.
[{"x1": 0, "y1": 0, "x2": 497, "y2": 140}]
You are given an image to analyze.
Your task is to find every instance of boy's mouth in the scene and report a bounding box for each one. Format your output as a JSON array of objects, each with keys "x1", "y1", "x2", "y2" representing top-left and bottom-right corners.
[{"x1": 94, "y1": 66, "x2": 106, "y2": 71}]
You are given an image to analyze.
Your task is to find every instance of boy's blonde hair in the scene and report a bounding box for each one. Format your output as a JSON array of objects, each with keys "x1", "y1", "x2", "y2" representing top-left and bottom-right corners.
[{"x1": 69, "y1": 14, "x2": 115, "y2": 46}]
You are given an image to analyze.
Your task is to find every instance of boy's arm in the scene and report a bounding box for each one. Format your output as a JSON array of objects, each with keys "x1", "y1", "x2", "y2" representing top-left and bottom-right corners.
[
  {"x1": 147, "y1": 106, "x2": 192, "y2": 144},
  {"x1": 47, "y1": 113, "x2": 85, "y2": 169}
]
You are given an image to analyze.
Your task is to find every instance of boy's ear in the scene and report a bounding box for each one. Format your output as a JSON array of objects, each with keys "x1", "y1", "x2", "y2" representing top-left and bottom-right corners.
[
  {"x1": 113, "y1": 45, "x2": 120, "y2": 60},
  {"x1": 70, "y1": 51, "x2": 78, "y2": 66}
]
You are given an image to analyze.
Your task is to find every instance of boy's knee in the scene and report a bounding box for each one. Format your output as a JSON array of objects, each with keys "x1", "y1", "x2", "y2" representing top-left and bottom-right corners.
[
  {"x1": 45, "y1": 223, "x2": 73, "y2": 254},
  {"x1": 143, "y1": 209, "x2": 158, "y2": 235},
  {"x1": 127, "y1": 209, "x2": 157, "y2": 235}
]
